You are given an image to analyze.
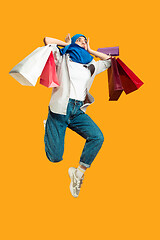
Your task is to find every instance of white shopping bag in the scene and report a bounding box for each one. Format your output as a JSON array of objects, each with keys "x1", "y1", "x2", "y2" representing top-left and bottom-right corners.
[{"x1": 9, "y1": 44, "x2": 54, "y2": 86}]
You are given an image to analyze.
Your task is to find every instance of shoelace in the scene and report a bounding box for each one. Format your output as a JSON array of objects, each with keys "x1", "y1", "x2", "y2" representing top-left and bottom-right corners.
[
  {"x1": 76, "y1": 176, "x2": 84, "y2": 190},
  {"x1": 72, "y1": 172, "x2": 84, "y2": 190}
]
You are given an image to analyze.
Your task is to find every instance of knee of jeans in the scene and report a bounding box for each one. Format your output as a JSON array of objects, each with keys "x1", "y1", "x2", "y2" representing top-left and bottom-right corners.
[
  {"x1": 95, "y1": 131, "x2": 104, "y2": 143},
  {"x1": 99, "y1": 132, "x2": 104, "y2": 143}
]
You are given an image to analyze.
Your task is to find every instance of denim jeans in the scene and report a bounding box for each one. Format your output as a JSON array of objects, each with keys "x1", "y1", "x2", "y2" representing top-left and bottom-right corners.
[{"x1": 44, "y1": 98, "x2": 104, "y2": 168}]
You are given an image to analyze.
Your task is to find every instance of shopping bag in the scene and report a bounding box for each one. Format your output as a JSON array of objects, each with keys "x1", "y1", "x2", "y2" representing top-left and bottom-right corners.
[
  {"x1": 97, "y1": 46, "x2": 119, "y2": 56},
  {"x1": 40, "y1": 51, "x2": 59, "y2": 88},
  {"x1": 9, "y1": 45, "x2": 54, "y2": 86},
  {"x1": 116, "y1": 58, "x2": 144, "y2": 94},
  {"x1": 107, "y1": 57, "x2": 124, "y2": 101}
]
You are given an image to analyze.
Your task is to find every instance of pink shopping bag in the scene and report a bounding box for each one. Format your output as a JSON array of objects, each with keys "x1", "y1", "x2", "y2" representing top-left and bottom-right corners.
[{"x1": 40, "y1": 51, "x2": 59, "y2": 88}]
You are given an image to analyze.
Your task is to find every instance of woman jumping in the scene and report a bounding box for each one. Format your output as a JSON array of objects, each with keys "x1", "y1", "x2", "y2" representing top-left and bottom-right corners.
[{"x1": 43, "y1": 33, "x2": 111, "y2": 198}]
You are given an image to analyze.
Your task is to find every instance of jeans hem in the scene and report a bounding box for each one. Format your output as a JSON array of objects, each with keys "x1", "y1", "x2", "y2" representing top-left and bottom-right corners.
[{"x1": 79, "y1": 161, "x2": 90, "y2": 168}]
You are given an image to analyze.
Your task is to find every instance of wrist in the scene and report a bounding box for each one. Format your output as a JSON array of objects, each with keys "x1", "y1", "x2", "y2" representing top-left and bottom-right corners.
[{"x1": 88, "y1": 49, "x2": 93, "y2": 54}]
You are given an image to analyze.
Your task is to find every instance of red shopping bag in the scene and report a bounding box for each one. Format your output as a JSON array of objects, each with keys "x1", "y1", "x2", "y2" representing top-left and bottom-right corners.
[
  {"x1": 107, "y1": 57, "x2": 124, "y2": 101},
  {"x1": 116, "y1": 58, "x2": 144, "y2": 94},
  {"x1": 40, "y1": 51, "x2": 59, "y2": 88}
]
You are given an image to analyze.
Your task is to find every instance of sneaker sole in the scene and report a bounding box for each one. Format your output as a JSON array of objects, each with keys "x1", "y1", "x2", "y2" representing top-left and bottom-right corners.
[{"x1": 68, "y1": 167, "x2": 75, "y2": 178}]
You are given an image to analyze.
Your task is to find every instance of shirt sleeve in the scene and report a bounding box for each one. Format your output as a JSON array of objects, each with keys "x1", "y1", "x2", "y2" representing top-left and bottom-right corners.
[{"x1": 95, "y1": 58, "x2": 112, "y2": 75}]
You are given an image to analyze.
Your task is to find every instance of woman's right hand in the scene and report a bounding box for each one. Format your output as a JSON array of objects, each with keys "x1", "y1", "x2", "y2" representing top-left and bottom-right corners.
[{"x1": 65, "y1": 33, "x2": 71, "y2": 45}]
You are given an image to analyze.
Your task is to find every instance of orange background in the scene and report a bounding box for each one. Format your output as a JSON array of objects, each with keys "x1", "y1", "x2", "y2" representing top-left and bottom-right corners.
[{"x1": 1, "y1": 0, "x2": 160, "y2": 239}]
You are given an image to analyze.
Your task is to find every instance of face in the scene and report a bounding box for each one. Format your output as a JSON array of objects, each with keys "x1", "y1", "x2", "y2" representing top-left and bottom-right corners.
[{"x1": 75, "y1": 36, "x2": 87, "y2": 50}]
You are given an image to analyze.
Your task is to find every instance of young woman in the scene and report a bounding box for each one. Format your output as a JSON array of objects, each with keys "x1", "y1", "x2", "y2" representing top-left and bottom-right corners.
[{"x1": 43, "y1": 34, "x2": 111, "y2": 198}]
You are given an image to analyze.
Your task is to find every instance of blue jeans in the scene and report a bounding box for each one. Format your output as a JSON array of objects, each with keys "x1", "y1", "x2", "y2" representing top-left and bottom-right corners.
[{"x1": 44, "y1": 98, "x2": 104, "y2": 168}]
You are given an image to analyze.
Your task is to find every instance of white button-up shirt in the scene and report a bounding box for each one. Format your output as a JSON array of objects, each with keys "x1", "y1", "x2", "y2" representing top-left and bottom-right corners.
[{"x1": 48, "y1": 44, "x2": 112, "y2": 115}]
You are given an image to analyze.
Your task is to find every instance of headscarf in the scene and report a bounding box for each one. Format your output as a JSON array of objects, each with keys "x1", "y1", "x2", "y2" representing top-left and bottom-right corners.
[{"x1": 58, "y1": 34, "x2": 93, "y2": 64}]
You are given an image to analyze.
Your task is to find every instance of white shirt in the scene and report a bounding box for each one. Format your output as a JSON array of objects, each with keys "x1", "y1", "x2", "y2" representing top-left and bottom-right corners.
[
  {"x1": 68, "y1": 58, "x2": 91, "y2": 101},
  {"x1": 48, "y1": 44, "x2": 112, "y2": 115}
]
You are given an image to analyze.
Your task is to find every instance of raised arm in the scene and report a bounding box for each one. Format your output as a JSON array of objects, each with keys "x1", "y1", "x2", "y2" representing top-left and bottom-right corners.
[
  {"x1": 43, "y1": 37, "x2": 70, "y2": 47},
  {"x1": 87, "y1": 38, "x2": 111, "y2": 60}
]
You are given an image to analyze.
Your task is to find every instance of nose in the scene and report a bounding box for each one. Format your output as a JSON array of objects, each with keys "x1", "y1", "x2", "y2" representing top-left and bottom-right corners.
[{"x1": 81, "y1": 40, "x2": 86, "y2": 46}]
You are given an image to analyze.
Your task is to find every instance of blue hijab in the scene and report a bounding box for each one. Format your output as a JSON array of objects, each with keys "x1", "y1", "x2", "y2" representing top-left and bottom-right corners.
[{"x1": 58, "y1": 34, "x2": 93, "y2": 64}]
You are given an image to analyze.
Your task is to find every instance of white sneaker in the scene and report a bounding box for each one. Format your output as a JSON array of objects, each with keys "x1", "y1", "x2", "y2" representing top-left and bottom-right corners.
[{"x1": 68, "y1": 167, "x2": 84, "y2": 198}]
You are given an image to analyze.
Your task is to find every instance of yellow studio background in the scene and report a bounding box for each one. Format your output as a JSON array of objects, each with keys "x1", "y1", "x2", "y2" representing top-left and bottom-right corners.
[{"x1": 1, "y1": 0, "x2": 160, "y2": 239}]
